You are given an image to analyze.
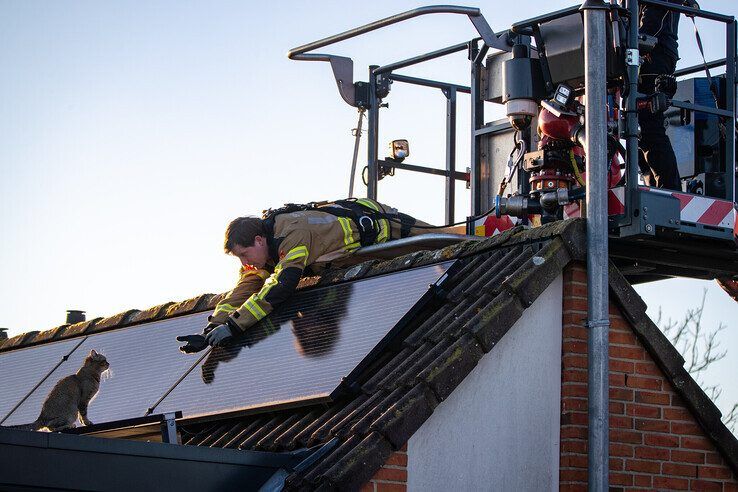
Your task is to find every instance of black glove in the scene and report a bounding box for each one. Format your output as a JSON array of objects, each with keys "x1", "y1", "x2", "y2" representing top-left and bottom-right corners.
[
  {"x1": 177, "y1": 323, "x2": 218, "y2": 353},
  {"x1": 205, "y1": 323, "x2": 237, "y2": 347},
  {"x1": 655, "y1": 74, "x2": 677, "y2": 99}
]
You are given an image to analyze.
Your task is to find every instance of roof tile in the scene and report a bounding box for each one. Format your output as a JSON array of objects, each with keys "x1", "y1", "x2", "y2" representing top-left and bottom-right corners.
[
  {"x1": 320, "y1": 432, "x2": 394, "y2": 490},
  {"x1": 130, "y1": 302, "x2": 176, "y2": 324},
  {"x1": 32, "y1": 324, "x2": 70, "y2": 344},
  {"x1": 59, "y1": 317, "x2": 103, "y2": 340},
  {"x1": 369, "y1": 383, "x2": 438, "y2": 449},
  {"x1": 89, "y1": 309, "x2": 141, "y2": 333},
  {"x1": 1, "y1": 331, "x2": 39, "y2": 351},
  {"x1": 418, "y1": 333, "x2": 485, "y2": 402},
  {"x1": 308, "y1": 397, "x2": 368, "y2": 447},
  {"x1": 465, "y1": 290, "x2": 526, "y2": 353},
  {"x1": 164, "y1": 294, "x2": 214, "y2": 318},
  {"x1": 501, "y1": 237, "x2": 571, "y2": 307}
]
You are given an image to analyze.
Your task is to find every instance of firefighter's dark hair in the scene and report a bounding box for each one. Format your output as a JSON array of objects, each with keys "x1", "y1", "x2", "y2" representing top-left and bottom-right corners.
[{"x1": 224, "y1": 217, "x2": 265, "y2": 253}]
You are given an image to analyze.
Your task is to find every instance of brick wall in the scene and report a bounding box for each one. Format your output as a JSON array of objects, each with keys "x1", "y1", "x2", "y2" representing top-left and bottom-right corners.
[
  {"x1": 361, "y1": 445, "x2": 408, "y2": 492},
  {"x1": 561, "y1": 263, "x2": 738, "y2": 491}
]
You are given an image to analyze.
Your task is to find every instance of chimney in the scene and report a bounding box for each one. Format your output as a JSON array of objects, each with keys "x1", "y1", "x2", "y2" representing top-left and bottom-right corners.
[
  {"x1": 66, "y1": 310, "x2": 86, "y2": 325},
  {"x1": 0, "y1": 328, "x2": 7, "y2": 340}
]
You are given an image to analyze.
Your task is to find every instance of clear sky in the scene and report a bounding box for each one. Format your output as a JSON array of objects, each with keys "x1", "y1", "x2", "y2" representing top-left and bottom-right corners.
[{"x1": 1, "y1": 1, "x2": 736, "y2": 418}]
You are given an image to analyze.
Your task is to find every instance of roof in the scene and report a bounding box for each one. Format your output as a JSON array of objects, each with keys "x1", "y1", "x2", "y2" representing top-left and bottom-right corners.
[{"x1": 2, "y1": 218, "x2": 737, "y2": 490}]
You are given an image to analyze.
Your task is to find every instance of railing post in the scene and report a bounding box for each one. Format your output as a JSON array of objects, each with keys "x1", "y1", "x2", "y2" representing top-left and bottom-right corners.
[
  {"x1": 367, "y1": 65, "x2": 380, "y2": 200},
  {"x1": 445, "y1": 87, "x2": 458, "y2": 224}
]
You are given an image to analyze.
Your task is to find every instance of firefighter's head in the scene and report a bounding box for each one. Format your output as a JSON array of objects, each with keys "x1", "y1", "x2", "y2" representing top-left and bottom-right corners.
[{"x1": 224, "y1": 217, "x2": 270, "y2": 269}]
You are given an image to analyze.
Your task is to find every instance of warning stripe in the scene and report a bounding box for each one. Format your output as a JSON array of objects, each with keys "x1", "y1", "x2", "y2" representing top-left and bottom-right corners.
[
  {"x1": 643, "y1": 187, "x2": 734, "y2": 228},
  {"x1": 698, "y1": 200, "x2": 734, "y2": 227}
]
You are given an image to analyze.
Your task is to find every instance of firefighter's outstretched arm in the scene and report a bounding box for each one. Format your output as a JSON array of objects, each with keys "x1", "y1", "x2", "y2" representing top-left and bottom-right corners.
[
  {"x1": 229, "y1": 236, "x2": 310, "y2": 334},
  {"x1": 177, "y1": 267, "x2": 269, "y2": 353}
]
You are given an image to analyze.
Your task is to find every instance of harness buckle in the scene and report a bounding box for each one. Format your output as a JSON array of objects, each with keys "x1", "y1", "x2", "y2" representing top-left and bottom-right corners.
[{"x1": 358, "y1": 215, "x2": 375, "y2": 232}]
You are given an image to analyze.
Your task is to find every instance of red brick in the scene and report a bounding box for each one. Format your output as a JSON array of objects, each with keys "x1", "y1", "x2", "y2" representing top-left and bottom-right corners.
[
  {"x1": 610, "y1": 472, "x2": 634, "y2": 486},
  {"x1": 375, "y1": 484, "x2": 406, "y2": 492},
  {"x1": 609, "y1": 443, "x2": 634, "y2": 457},
  {"x1": 672, "y1": 394, "x2": 686, "y2": 406},
  {"x1": 634, "y1": 418, "x2": 669, "y2": 432},
  {"x1": 634, "y1": 446, "x2": 670, "y2": 460},
  {"x1": 609, "y1": 373, "x2": 626, "y2": 386},
  {"x1": 610, "y1": 415, "x2": 633, "y2": 429},
  {"x1": 626, "y1": 375, "x2": 662, "y2": 391},
  {"x1": 644, "y1": 433, "x2": 679, "y2": 447},
  {"x1": 360, "y1": 482, "x2": 375, "y2": 492},
  {"x1": 611, "y1": 430, "x2": 643, "y2": 444},
  {"x1": 400, "y1": 443, "x2": 407, "y2": 452},
  {"x1": 635, "y1": 390, "x2": 671, "y2": 405},
  {"x1": 610, "y1": 330, "x2": 638, "y2": 345},
  {"x1": 385, "y1": 453, "x2": 408, "y2": 467},
  {"x1": 560, "y1": 454, "x2": 588, "y2": 468},
  {"x1": 671, "y1": 421, "x2": 704, "y2": 436},
  {"x1": 609, "y1": 359, "x2": 634, "y2": 373},
  {"x1": 610, "y1": 345, "x2": 645, "y2": 360},
  {"x1": 561, "y1": 412, "x2": 588, "y2": 426},
  {"x1": 662, "y1": 462, "x2": 697, "y2": 477},
  {"x1": 562, "y1": 440, "x2": 588, "y2": 454},
  {"x1": 724, "y1": 482, "x2": 738, "y2": 492},
  {"x1": 563, "y1": 354, "x2": 587, "y2": 369},
  {"x1": 610, "y1": 457, "x2": 624, "y2": 471},
  {"x1": 560, "y1": 469, "x2": 588, "y2": 482},
  {"x1": 560, "y1": 426, "x2": 588, "y2": 439},
  {"x1": 562, "y1": 327, "x2": 588, "y2": 341},
  {"x1": 563, "y1": 370, "x2": 588, "y2": 383},
  {"x1": 704, "y1": 453, "x2": 723, "y2": 465},
  {"x1": 609, "y1": 317, "x2": 631, "y2": 330},
  {"x1": 562, "y1": 384, "x2": 588, "y2": 398},
  {"x1": 634, "y1": 361, "x2": 661, "y2": 376},
  {"x1": 567, "y1": 283, "x2": 588, "y2": 297},
  {"x1": 625, "y1": 459, "x2": 661, "y2": 473},
  {"x1": 562, "y1": 398, "x2": 587, "y2": 412},
  {"x1": 633, "y1": 474, "x2": 652, "y2": 487},
  {"x1": 664, "y1": 407, "x2": 692, "y2": 421},
  {"x1": 610, "y1": 387, "x2": 634, "y2": 402},
  {"x1": 671, "y1": 449, "x2": 705, "y2": 464},
  {"x1": 626, "y1": 403, "x2": 661, "y2": 419},
  {"x1": 563, "y1": 340, "x2": 587, "y2": 354},
  {"x1": 697, "y1": 466, "x2": 732, "y2": 480},
  {"x1": 560, "y1": 485, "x2": 587, "y2": 492},
  {"x1": 610, "y1": 401, "x2": 625, "y2": 415},
  {"x1": 653, "y1": 476, "x2": 690, "y2": 490},
  {"x1": 373, "y1": 467, "x2": 407, "y2": 482},
  {"x1": 563, "y1": 298, "x2": 588, "y2": 312},
  {"x1": 689, "y1": 479, "x2": 723, "y2": 491},
  {"x1": 682, "y1": 436, "x2": 714, "y2": 451},
  {"x1": 564, "y1": 266, "x2": 587, "y2": 283}
]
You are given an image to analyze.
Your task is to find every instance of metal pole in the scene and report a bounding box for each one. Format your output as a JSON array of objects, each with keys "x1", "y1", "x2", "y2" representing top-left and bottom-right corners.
[
  {"x1": 349, "y1": 108, "x2": 365, "y2": 198},
  {"x1": 445, "y1": 87, "x2": 457, "y2": 224},
  {"x1": 367, "y1": 65, "x2": 379, "y2": 200},
  {"x1": 581, "y1": 1, "x2": 610, "y2": 491},
  {"x1": 624, "y1": 0, "x2": 640, "y2": 226},
  {"x1": 470, "y1": 40, "x2": 484, "y2": 217},
  {"x1": 726, "y1": 21, "x2": 736, "y2": 205}
]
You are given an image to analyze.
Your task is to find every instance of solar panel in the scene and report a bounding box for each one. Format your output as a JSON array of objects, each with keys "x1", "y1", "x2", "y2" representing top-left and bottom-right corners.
[
  {"x1": 0, "y1": 338, "x2": 84, "y2": 425},
  {"x1": 1, "y1": 261, "x2": 453, "y2": 427},
  {"x1": 151, "y1": 262, "x2": 453, "y2": 420},
  {"x1": 2, "y1": 314, "x2": 207, "y2": 426}
]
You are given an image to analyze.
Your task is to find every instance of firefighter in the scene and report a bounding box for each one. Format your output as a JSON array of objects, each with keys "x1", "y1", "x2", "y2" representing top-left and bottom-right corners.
[
  {"x1": 177, "y1": 198, "x2": 435, "y2": 353},
  {"x1": 636, "y1": 0, "x2": 689, "y2": 190}
]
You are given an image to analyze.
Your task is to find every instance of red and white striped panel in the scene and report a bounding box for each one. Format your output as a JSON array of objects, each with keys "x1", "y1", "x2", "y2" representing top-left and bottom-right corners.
[
  {"x1": 474, "y1": 214, "x2": 518, "y2": 237},
  {"x1": 641, "y1": 187, "x2": 735, "y2": 229}
]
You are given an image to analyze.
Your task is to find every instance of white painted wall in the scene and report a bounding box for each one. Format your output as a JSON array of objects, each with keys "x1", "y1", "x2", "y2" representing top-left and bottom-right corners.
[{"x1": 408, "y1": 276, "x2": 563, "y2": 492}]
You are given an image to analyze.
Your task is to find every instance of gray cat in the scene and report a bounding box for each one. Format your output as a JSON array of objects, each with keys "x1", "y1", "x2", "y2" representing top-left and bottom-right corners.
[{"x1": 6, "y1": 350, "x2": 110, "y2": 432}]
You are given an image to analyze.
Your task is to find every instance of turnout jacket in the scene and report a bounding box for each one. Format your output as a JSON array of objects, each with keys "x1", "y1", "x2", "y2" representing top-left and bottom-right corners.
[{"x1": 209, "y1": 199, "x2": 431, "y2": 333}]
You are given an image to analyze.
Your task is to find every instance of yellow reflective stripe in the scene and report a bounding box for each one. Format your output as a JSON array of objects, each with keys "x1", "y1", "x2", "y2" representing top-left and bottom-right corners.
[
  {"x1": 213, "y1": 303, "x2": 238, "y2": 314},
  {"x1": 243, "y1": 298, "x2": 267, "y2": 321},
  {"x1": 337, "y1": 217, "x2": 360, "y2": 250},
  {"x1": 356, "y1": 199, "x2": 389, "y2": 243},
  {"x1": 256, "y1": 272, "x2": 280, "y2": 301},
  {"x1": 282, "y1": 245, "x2": 309, "y2": 264}
]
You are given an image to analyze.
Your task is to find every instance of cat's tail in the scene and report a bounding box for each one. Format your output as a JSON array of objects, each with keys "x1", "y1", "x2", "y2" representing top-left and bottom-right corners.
[{"x1": 2, "y1": 419, "x2": 42, "y2": 431}]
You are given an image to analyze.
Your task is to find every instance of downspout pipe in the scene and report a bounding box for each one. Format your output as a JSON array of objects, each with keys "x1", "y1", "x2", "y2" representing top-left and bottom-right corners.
[{"x1": 581, "y1": 1, "x2": 610, "y2": 491}]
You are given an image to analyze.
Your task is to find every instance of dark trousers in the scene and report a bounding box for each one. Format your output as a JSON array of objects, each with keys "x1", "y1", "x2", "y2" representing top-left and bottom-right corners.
[{"x1": 638, "y1": 47, "x2": 681, "y2": 190}]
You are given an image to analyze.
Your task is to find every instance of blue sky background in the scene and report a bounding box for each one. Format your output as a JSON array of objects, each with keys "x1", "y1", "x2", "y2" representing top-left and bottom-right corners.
[{"x1": 1, "y1": 1, "x2": 736, "y2": 419}]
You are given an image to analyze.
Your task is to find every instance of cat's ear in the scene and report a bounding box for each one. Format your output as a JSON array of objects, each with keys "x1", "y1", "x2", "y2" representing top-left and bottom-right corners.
[{"x1": 90, "y1": 349, "x2": 98, "y2": 357}]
